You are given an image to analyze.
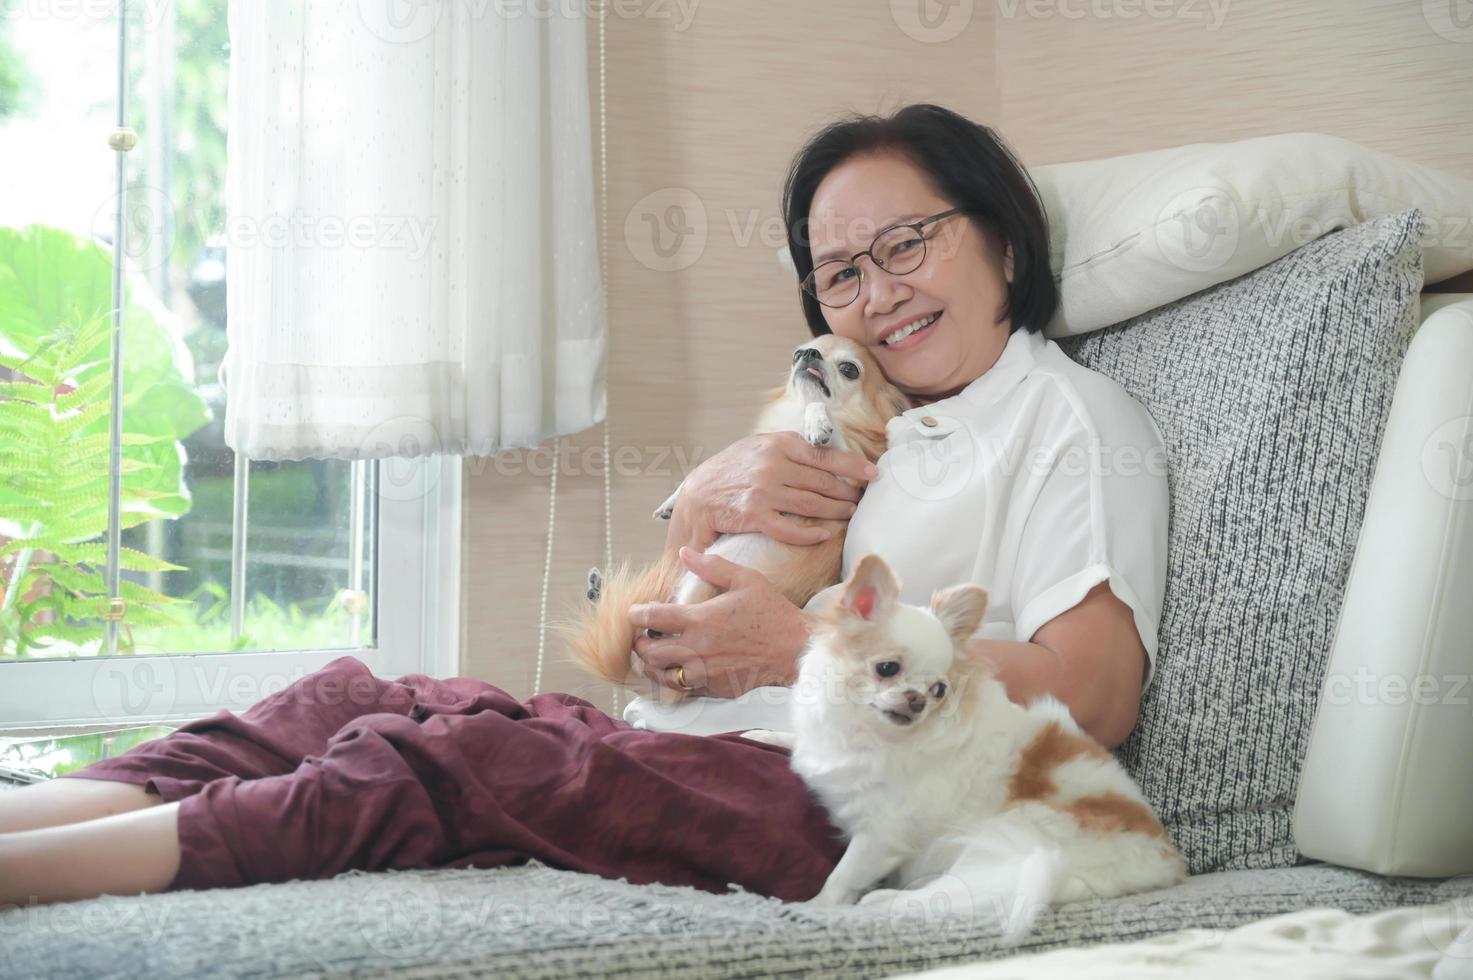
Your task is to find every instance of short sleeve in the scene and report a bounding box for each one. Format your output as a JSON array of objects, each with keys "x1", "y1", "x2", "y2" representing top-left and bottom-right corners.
[{"x1": 1009, "y1": 414, "x2": 1169, "y2": 693}]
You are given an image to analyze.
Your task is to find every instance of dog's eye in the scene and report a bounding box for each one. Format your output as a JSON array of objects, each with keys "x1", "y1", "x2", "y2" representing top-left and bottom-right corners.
[
  {"x1": 838, "y1": 361, "x2": 860, "y2": 380},
  {"x1": 930, "y1": 681, "x2": 947, "y2": 699},
  {"x1": 874, "y1": 661, "x2": 901, "y2": 678}
]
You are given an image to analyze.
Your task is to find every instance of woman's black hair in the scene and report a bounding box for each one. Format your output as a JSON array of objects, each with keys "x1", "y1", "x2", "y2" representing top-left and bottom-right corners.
[{"x1": 781, "y1": 103, "x2": 1057, "y2": 338}]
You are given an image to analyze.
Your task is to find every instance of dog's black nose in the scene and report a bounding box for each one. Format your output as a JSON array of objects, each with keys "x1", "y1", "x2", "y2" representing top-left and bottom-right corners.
[
  {"x1": 905, "y1": 691, "x2": 927, "y2": 714},
  {"x1": 798, "y1": 347, "x2": 822, "y2": 363}
]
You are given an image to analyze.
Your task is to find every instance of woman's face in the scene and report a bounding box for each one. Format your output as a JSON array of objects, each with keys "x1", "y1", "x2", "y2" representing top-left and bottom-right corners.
[{"x1": 807, "y1": 151, "x2": 1014, "y2": 404}]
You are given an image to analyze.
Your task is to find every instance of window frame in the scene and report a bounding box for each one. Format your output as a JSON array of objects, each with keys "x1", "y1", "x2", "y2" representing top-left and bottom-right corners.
[{"x1": 0, "y1": 454, "x2": 462, "y2": 736}]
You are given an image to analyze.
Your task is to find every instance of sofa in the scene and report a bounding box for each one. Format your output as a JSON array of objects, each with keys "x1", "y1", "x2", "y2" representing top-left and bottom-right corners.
[
  {"x1": 4, "y1": 135, "x2": 1472, "y2": 979},
  {"x1": 4, "y1": 285, "x2": 1471, "y2": 977}
]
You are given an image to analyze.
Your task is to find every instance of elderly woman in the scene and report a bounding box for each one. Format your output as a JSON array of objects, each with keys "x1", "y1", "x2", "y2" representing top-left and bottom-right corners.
[{"x1": 0, "y1": 104, "x2": 1165, "y2": 909}]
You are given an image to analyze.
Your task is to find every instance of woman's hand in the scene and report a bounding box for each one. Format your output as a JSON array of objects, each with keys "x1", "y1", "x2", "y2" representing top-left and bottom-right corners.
[
  {"x1": 629, "y1": 548, "x2": 810, "y2": 699},
  {"x1": 664, "y1": 431, "x2": 879, "y2": 554}
]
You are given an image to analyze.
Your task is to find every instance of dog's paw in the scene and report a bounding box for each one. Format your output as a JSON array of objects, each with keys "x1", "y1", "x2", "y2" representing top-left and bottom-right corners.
[
  {"x1": 740, "y1": 729, "x2": 796, "y2": 750},
  {"x1": 857, "y1": 888, "x2": 904, "y2": 909},
  {"x1": 803, "y1": 403, "x2": 834, "y2": 447},
  {"x1": 586, "y1": 567, "x2": 603, "y2": 602},
  {"x1": 805, "y1": 883, "x2": 858, "y2": 907},
  {"x1": 653, "y1": 484, "x2": 683, "y2": 520}
]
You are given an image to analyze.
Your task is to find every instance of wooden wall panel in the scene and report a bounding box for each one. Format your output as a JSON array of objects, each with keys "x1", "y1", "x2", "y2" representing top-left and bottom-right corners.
[
  {"x1": 461, "y1": 0, "x2": 1470, "y2": 706},
  {"x1": 991, "y1": 0, "x2": 1473, "y2": 169}
]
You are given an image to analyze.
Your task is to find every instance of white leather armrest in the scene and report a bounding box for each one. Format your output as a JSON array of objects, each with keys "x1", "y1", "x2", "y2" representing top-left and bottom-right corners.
[{"x1": 1294, "y1": 295, "x2": 1473, "y2": 876}]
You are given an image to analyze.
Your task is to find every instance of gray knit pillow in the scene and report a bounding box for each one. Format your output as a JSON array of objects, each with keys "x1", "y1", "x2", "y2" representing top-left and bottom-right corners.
[{"x1": 1056, "y1": 209, "x2": 1425, "y2": 874}]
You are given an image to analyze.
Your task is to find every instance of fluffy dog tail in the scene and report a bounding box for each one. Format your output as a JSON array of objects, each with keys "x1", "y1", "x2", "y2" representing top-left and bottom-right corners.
[{"x1": 555, "y1": 549, "x2": 687, "y2": 688}]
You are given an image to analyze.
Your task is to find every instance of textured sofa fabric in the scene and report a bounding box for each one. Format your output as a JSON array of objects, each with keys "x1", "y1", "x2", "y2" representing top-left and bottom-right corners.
[
  {"x1": 1057, "y1": 210, "x2": 1426, "y2": 875},
  {"x1": 2, "y1": 860, "x2": 1470, "y2": 979}
]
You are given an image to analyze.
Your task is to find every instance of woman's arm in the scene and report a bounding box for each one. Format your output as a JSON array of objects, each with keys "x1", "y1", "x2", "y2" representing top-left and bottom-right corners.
[
  {"x1": 630, "y1": 548, "x2": 812, "y2": 697},
  {"x1": 971, "y1": 581, "x2": 1146, "y2": 749},
  {"x1": 628, "y1": 432, "x2": 876, "y2": 697},
  {"x1": 661, "y1": 431, "x2": 878, "y2": 554}
]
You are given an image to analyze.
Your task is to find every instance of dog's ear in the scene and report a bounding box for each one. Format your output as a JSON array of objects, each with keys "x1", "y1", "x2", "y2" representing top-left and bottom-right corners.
[
  {"x1": 841, "y1": 553, "x2": 900, "y2": 621},
  {"x1": 930, "y1": 584, "x2": 988, "y2": 649}
]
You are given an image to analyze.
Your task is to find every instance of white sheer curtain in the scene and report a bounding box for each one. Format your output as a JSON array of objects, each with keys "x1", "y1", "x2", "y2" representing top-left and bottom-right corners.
[{"x1": 222, "y1": 1, "x2": 607, "y2": 460}]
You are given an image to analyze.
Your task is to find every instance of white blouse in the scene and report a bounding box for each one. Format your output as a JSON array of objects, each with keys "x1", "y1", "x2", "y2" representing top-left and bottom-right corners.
[{"x1": 624, "y1": 326, "x2": 1169, "y2": 736}]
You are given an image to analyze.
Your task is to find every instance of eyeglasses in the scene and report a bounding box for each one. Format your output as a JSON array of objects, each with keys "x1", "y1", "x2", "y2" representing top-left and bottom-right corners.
[{"x1": 800, "y1": 207, "x2": 971, "y2": 309}]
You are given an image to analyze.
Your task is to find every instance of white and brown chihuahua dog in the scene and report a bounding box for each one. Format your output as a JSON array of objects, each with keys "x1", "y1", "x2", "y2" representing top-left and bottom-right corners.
[
  {"x1": 746, "y1": 554, "x2": 1185, "y2": 944},
  {"x1": 561, "y1": 335, "x2": 908, "y2": 698}
]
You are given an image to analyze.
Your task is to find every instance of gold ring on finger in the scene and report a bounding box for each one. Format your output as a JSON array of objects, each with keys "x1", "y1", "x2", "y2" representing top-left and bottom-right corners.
[{"x1": 675, "y1": 664, "x2": 695, "y2": 692}]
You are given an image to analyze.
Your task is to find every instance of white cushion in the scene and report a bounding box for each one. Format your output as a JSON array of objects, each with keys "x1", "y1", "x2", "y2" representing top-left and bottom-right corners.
[
  {"x1": 1034, "y1": 134, "x2": 1473, "y2": 337},
  {"x1": 1293, "y1": 295, "x2": 1473, "y2": 877}
]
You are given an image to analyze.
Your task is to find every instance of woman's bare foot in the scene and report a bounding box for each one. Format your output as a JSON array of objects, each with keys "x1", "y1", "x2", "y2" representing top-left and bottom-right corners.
[
  {"x1": 0, "y1": 778, "x2": 162, "y2": 834},
  {"x1": 0, "y1": 802, "x2": 182, "y2": 909}
]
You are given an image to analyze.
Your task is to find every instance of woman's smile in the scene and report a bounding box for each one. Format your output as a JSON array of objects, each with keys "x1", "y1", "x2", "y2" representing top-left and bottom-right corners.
[{"x1": 878, "y1": 310, "x2": 942, "y2": 352}]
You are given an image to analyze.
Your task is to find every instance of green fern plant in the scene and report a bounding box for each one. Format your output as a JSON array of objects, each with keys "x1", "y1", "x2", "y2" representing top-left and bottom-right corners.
[{"x1": 0, "y1": 225, "x2": 211, "y2": 658}]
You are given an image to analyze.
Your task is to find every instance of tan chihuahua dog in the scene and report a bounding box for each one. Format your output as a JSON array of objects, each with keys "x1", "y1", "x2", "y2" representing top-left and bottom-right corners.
[{"x1": 560, "y1": 334, "x2": 909, "y2": 699}]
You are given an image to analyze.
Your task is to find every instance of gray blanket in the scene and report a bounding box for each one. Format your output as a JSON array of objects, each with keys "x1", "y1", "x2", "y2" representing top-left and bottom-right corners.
[{"x1": 3, "y1": 859, "x2": 1469, "y2": 979}]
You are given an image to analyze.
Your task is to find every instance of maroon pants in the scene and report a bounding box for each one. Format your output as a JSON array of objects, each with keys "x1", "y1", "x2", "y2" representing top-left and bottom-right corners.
[{"x1": 59, "y1": 655, "x2": 845, "y2": 901}]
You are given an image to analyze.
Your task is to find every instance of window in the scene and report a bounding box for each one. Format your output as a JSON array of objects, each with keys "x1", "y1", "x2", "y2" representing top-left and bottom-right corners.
[{"x1": 0, "y1": 4, "x2": 458, "y2": 735}]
